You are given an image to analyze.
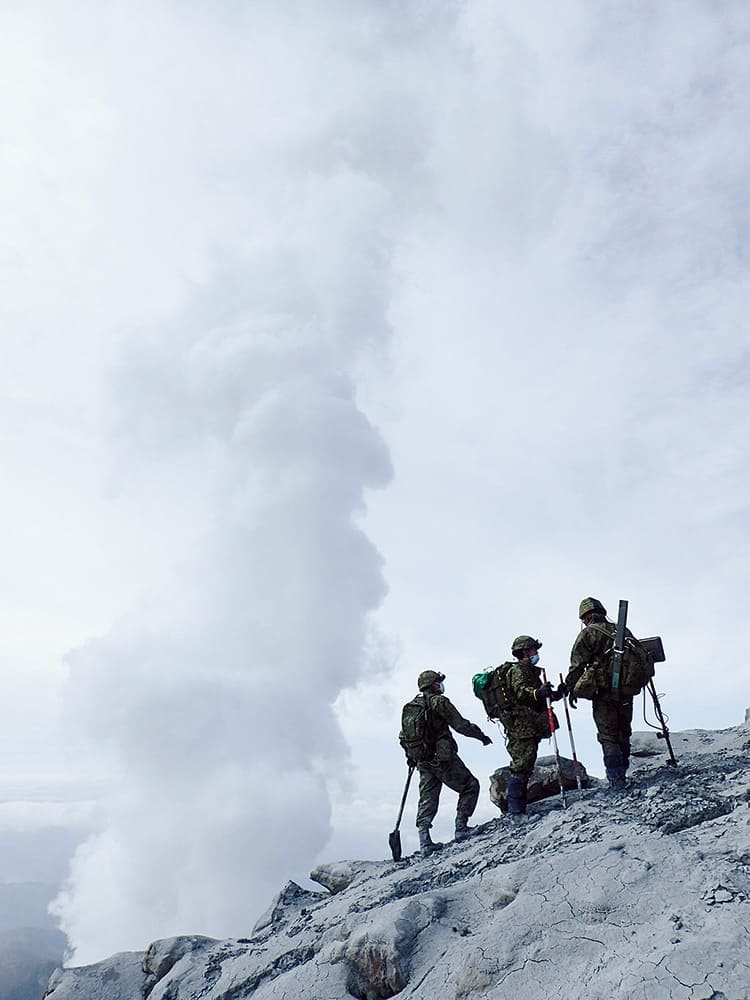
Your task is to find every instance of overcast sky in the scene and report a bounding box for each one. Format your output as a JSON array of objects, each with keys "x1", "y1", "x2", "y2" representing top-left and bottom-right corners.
[{"x1": 2, "y1": 0, "x2": 749, "y2": 966}]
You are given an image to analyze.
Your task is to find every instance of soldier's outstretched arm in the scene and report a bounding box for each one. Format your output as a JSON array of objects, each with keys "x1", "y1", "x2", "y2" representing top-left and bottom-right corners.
[{"x1": 437, "y1": 696, "x2": 492, "y2": 744}]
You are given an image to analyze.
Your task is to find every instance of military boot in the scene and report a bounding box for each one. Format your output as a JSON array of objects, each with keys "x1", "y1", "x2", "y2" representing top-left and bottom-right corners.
[
  {"x1": 603, "y1": 750, "x2": 627, "y2": 791},
  {"x1": 454, "y1": 815, "x2": 474, "y2": 842},
  {"x1": 417, "y1": 826, "x2": 443, "y2": 857},
  {"x1": 620, "y1": 739, "x2": 631, "y2": 776},
  {"x1": 506, "y1": 773, "x2": 528, "y2": 816}
]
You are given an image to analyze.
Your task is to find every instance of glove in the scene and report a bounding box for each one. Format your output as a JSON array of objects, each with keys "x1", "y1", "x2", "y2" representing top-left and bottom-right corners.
[
  {"x1": 557, "y1": 681, "x2": 569, "y2": 697},
  {"x1": 568, "y1": 692, "x2": 578, "y2": 709},
  {"x1": 535, "y1": 682, "x2": 554, "y2": 702},
  {"x1": 480, "y1": 734, "x2": 493, "y2": 746},
  {"x1": 550, "y1": 686, "x2": 565, "y2": 702}
]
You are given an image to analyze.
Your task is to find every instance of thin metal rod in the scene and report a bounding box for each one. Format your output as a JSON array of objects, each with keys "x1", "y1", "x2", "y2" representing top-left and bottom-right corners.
[
  {"x1": 559, "y1": 672, "x2": 583, "y2": 798},
  {"x1": 542, "y1": 669, "x2": 567, "y2": 808}
]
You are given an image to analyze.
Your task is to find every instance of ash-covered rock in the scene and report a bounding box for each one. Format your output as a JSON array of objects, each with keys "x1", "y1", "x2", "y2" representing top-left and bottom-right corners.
[
  {"x1": 336, "y1": 895, "x2": 446, "y2": 1000},
  {"x1": 489, "y1": 754, "x2": 596, "y2": 811},
  {"x1": 630, "y1": 731, "x2": 664, "y2": 757},
  {"x1": 44, "y1": 951, "x2": 146, "y2": 999},
  {"x1": 143, "y1": 937, "x2": 217, "y2": 997},
  {"x1": 310, "y1": 860, "x2": 383, "y2": 895},
  {"x1": 251, "y1": 881, "x2": 327, "y2": 937},
  {"x1": 46, "y1": 714, "x2": 750, "y2": 1000}
]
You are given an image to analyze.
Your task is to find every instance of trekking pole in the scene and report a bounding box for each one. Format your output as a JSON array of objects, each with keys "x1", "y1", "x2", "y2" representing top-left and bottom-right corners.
[
  {"x1": 559, "y1": 672, "x2": 583, "y2": 798},
  {"x1": 541, "y1": 670, "x2": 567, "y2": 808},
  {"x1": 388, "y1": 766, "x2": 415, "y2": 861},
  {"x1": 646, "y1": 680, "x2": 678, "y2": 767}
]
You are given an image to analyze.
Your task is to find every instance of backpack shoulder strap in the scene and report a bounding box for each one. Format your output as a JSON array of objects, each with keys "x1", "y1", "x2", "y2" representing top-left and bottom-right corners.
[
  {"x1": 420, "y1": 691, "x2": 435, "y2": 726},
  {"x1": 496, "y1": 662, "x2": 515, "y2": 704},
  {"x1": 587, "y1": 622, "x2": 615, "y2": 648}
]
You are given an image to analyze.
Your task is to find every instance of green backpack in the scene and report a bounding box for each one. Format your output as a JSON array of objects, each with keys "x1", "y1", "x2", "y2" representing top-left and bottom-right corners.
[
  {"x1": 399, "y1": 696, "x2": 435, "y2": 765},
  {"x1": 472, "y1": 663, "x2": 514, "y2": 719}
]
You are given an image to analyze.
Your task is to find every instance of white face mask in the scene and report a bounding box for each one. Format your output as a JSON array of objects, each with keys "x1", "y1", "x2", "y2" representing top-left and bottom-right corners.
[{"x1": 438, "y1": 681, "x2": 445, "y2": 694}]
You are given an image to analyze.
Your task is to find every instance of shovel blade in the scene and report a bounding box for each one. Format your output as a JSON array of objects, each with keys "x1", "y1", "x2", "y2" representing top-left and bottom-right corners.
[{"x1": 388, "y1": 829, "x2": 402, "y2": 862}]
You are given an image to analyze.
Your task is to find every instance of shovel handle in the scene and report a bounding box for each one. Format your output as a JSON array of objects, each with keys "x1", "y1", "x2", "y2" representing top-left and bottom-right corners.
[{"x1": 393, "y1": 765, "x2": 415, "y2": 831}]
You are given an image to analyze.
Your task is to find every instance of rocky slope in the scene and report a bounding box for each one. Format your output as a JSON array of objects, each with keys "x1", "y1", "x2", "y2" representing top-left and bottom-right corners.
[{"x1": 46, "y1": 716, "x2": 750, "y2": 1000}]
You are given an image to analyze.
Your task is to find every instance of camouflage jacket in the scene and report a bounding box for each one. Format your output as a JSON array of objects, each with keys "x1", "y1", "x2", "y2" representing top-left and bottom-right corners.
[
  {"x1": 419, "y1": 693, "x2": 487, "y2": 764},
  {"x1": 497, "y1": 660, "x2": 551, "y2": 740},
  {"x1": 565, "y1": 613, "x2": 636, "y2": 693},
  {"x1": 508, "y1": 660, "x2": 545, "y2": 709}
]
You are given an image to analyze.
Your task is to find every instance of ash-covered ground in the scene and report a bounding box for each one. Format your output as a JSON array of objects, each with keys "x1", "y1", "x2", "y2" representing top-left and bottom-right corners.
[{"x1": 46, "y1": 716, "x2": 750, "y2": 1000}]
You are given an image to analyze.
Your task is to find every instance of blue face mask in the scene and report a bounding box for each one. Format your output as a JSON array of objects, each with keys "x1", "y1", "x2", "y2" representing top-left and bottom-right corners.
[
  {"x1": 530, "y1": 653, "x2": 540, "y2": 666},
  {"x1": 438, "y1": 681, "x2": 445, "y2": 694}
]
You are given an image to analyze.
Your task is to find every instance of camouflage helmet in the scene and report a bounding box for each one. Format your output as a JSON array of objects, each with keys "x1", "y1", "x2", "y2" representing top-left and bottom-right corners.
[
  {"x1": 418, "y1": 669, "x2": 445, "y2": 691},
  {"x1": 511, "y1": 635, "x2": 543, "y2": 657},
  {"x1": 578, "y1": 597, "x2": 607, "y2": 618}
]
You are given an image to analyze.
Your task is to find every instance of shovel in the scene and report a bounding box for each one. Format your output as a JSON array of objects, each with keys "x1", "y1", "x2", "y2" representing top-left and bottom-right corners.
[{"x1": 388, "y1": 765, "x2": 415, "y2": 861}]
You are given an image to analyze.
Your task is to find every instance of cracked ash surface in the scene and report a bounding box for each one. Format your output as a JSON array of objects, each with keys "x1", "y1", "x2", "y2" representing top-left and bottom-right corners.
[{"x1": 46, "y1": 717, "x2": 750, "y2": 1000}]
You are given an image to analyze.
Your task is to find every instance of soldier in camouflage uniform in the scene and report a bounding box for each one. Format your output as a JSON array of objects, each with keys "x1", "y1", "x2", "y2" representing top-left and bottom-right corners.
[
  {"x1": 565, "y1": 597, "x2": 631, "y2": 790},
  {"x1": 496, "y1": 636, "x2": 563, "y2": 815},
  {"x1": 404, "y1": 670, "x2": 493, "y2": 856}
]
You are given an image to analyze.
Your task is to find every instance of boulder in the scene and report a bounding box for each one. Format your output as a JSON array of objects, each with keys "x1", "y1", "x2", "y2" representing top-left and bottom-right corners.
[
  {"x1": 309, "y1": 860, "x2": 382, "y2": 895},
  {"x1": 489, "y1": 755, "x2": 594, "y2": 811},
  {"x1": 143, "y1": 937, "x2": 217, "y2": 996}
]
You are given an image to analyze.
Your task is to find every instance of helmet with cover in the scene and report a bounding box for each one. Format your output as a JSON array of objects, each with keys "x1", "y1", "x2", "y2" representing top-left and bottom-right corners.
[
  {"x1": 578, "y1": 597, "x2": 607, "y2": 618},
  {"x1": 511, "y1": 635, "x2": 543, "y2": 657},
  {"x1": 418, "y1": 669, "x2": 446, "y2": 691}
]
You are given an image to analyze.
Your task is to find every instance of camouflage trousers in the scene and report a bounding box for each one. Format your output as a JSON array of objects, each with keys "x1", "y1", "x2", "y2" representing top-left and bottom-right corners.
[
  {"x1": 504, "y1": 733, "x2": 541, "y2": 777},
  {"x1": 415, "y1": 755, "x2": 480, "y2": 829},
  {"x1": 497, "y1": 708, "x2": 548, "y2": 777},
  {"x1": 592, "y1": 693, "x2": 633, "y2": 759}
]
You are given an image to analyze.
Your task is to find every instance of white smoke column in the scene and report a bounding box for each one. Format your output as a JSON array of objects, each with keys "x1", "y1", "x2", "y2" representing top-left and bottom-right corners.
[
  {"x1": 53, "y1": 194, "x2": 395, "y2": 961},
  {"x1": 48, "y1": 2, "x2": 443, "y2": 964}
]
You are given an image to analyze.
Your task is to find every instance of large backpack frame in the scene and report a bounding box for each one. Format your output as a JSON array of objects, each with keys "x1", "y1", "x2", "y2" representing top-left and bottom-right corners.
[{"x1": 584, "y1": 623, "x2": 654, "y2": 697}]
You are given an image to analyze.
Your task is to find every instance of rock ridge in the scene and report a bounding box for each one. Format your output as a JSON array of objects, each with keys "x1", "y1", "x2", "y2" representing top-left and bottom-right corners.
[{"x1": 45, "y1": 718, "x2": 750, "y2": 1000}]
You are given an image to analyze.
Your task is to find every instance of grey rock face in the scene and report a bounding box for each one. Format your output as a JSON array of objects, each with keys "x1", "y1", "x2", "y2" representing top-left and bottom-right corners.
[
  {"x1": 489, "y1": 754, "x2": 596, "y2": 811},
  {"x1": 142, "y1": 937, "x2": 217, "y2": 997},
  {"x1": 336, "y1": 895, "x2": 446, "y2": 999},
  {"x1": 44, "y1": 951, "x2": 146, "y2": 999},
  {"x1": 309, "y1": 861, "x2": 383, "y2": 895},
  {"x1": 47, "y1": 718, "x2": 750, "y2": 1000},
  {"x1": 252, "y1": 881, "x2": 327, "y2": 936}
]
